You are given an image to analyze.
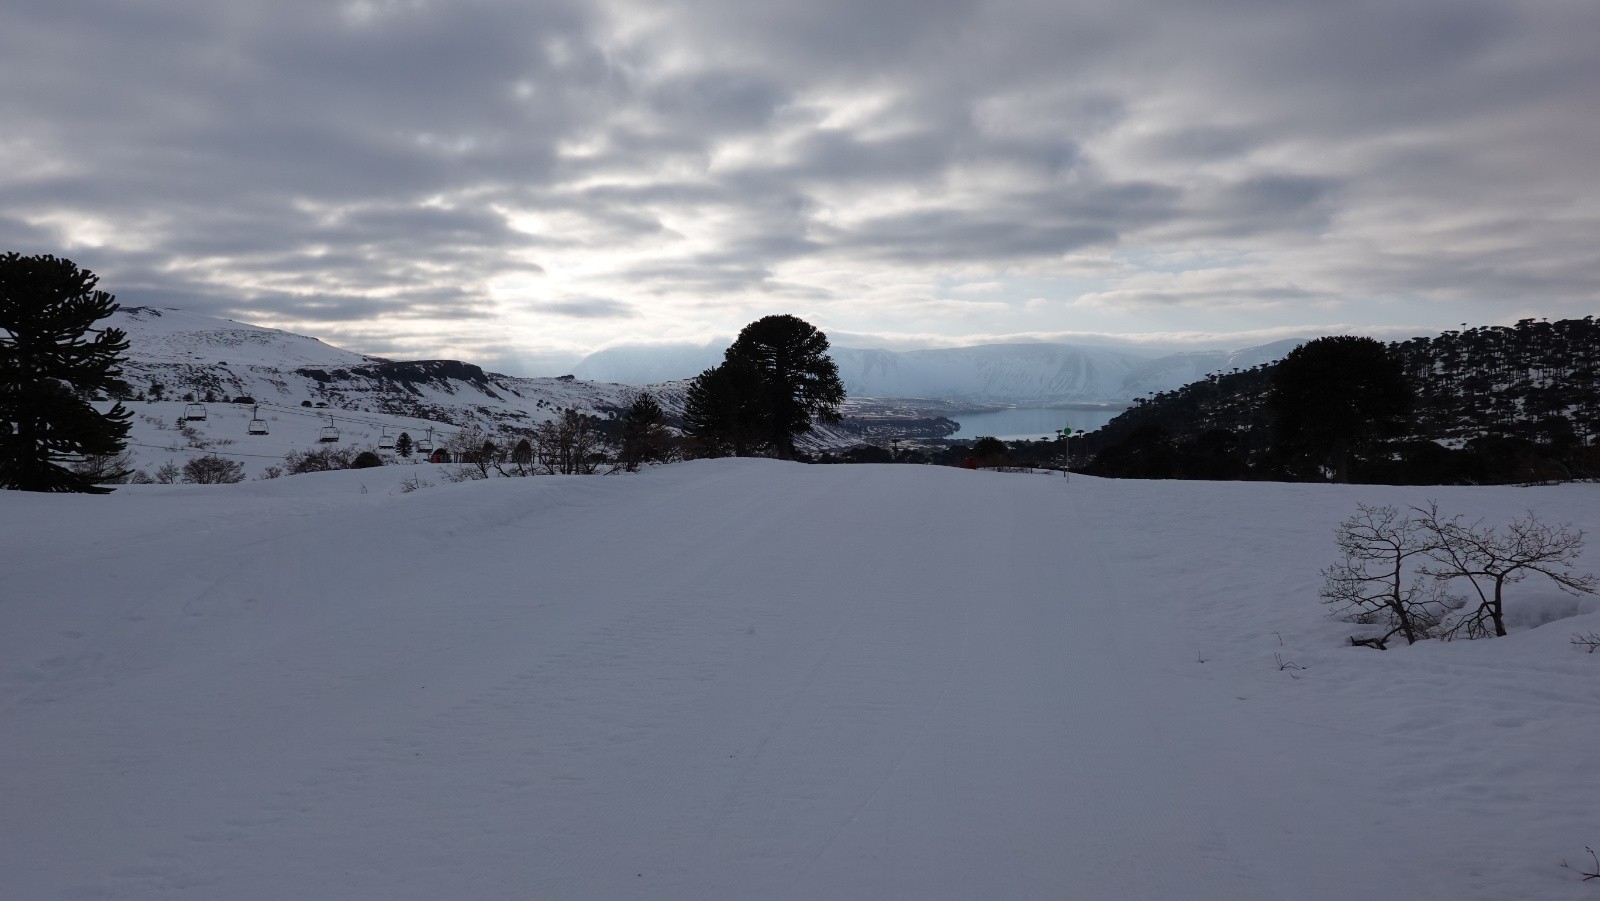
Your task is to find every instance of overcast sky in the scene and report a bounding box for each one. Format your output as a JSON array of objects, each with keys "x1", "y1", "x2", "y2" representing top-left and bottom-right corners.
[{"x1": 4, "y1": 0, "x2": 1598, "y2": 375}]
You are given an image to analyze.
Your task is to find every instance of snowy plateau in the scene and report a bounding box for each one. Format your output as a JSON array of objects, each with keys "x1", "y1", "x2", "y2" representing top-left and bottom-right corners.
[{"x1": 3, "y1": 460, "x2": 1599, "y2": 900}]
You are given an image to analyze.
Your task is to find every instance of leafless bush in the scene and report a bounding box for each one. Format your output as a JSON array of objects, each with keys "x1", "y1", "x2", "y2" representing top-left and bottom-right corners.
[
  {"x1": 70, "y1": 451, "x2": 135, "y2": 485},
  {"x1": 1572, "y1": 632, "x2": 1600, "y2": 654},
  {"x1": 398, "y1": 473, "x2": 434, "y2": 493},
  {"x1": 1321, "y1": 504, "x2": 1459, "y2": 647},
  {"x1": 1414, "y1": 503, "x2": 1598, "y2": 639},
  {"x1": 155, "y1": 461, "x2": 181, "y2": 484},
  {"x1": 177, "y1": 421, "x2": 209, "y2": 449},
  {"x1": 1559, "y1": 846, "x2": 1600, "y2": 880},
  {"x1": 443, "y1": 425, "x2": 499, "y2": 480},
  {"x1": 284, "y1": 446, "x2": 358, "y2": 474},
  {"x1": 182, "y1": 454, "x2": 246, "y2": 484},
  {"x1": 533, "y1": 409, "x2": 607, "y2": 475},
  {"x1": 1324, "y1": 501, "x2": 1596, "y2": 644}
]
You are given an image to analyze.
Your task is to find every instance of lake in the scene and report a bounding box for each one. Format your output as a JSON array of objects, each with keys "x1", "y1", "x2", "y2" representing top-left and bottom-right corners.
[{"x1": 948, "y1": 406, "x2": 1125, "y2": 443}]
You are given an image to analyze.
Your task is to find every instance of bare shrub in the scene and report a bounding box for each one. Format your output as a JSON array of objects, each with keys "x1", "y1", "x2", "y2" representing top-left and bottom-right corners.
[
  {"x1": 1415, "y1": 503, "x2": 1598, "y2": 639},
  {"x1": 284, "y1": 446, "x2": 357, "y2": 474},
  {"x1": 1324, "y1": 501, "x2": 1597, "y2": 644},
  {"x1": 70, "y1": 450, "x2": 136, "y2": 486},
  {"x1": 444, "y1": 425, "x2": 497, "y2": 480},
  {"x1": 533, "y1": 409, "x2": 607, "y2": 474},
  {"x1": 1321, "y1": 504, "x2": 1459, "y2": 647},
  {"x1": 399, "y1": 473, "x2": 434, "y2": 493},
  {"x1": 177, "y1": 421, "x2": 209, "y2": 449},
  {"x1": 182, "y1": 454, "x2": 246, "y2": 484}
]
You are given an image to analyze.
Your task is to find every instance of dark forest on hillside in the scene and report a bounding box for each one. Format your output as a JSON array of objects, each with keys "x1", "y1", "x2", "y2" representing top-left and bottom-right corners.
[{"x1": 1036, "y1": 317, "x2": 1598, "y2": 485}]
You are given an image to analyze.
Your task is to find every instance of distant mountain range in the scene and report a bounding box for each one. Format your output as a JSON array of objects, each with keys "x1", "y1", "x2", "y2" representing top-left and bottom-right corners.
[
  {"x1": 828, "y1": 341, "x2": 1304, "y2": 405},
  {"x1": 574, "y1": 338, "x2": 1307, "y2": 405},
  {"x1": 99, "y1": 307, "x2": 1311, "y2": 479}
]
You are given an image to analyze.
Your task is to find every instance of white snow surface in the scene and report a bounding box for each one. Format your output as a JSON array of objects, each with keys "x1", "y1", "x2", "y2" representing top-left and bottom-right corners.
[
  {"x1": 114, "y1": 306, "x2": 384, "y2": 369},
  {"x1": 3, "y1": 463, "x2": 1598, "y2": 899}
]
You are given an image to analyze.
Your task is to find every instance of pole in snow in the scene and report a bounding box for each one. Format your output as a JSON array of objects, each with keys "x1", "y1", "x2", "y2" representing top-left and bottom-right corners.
[{"x1": 1055, "y1": 426, "x2": 1077, "y2": 480}]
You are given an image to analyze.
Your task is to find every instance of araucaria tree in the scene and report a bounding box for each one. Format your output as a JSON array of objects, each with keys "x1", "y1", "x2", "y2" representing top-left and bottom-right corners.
[
  {"x1": 726, "y1": 315, "x2": 845, "y2": 459},
  {"x1": 682, "y1": 357, "x2": 774, "y2": 458},
  {"x1": 617, "y1": 392, "x2": 673, "y2": 471},
  {"x1": 1269, "y1": 336, "x2": 1412, "y2": 482},
  {"x1": 685, "y1": 315, "x2": 844, "y2": 460},
  {"x1": 0, "y1": 253, "x2": 133, "y2": 493}
]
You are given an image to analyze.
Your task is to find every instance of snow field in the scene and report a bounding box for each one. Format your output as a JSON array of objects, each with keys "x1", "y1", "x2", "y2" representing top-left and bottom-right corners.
[{"x1": 2, "y1": 462, "x2": 1597, "y2": 899}]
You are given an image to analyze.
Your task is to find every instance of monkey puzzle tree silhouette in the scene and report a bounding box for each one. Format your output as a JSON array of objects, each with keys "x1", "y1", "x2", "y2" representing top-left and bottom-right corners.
[{"x1": 0, "y1": 253, "x2": 133, "y2": 493}]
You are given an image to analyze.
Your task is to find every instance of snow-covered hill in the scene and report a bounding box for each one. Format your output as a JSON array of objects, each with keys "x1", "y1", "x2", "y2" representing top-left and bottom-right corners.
[
  {"x1": 106, "y1": 307, "x2": 693, "y2": 479},
  {"x1": 3, "y1": 462, "x2": 1596, "y2": 899}
]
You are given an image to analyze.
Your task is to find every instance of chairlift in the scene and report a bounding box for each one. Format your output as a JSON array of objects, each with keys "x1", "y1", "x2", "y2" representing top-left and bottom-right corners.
[
  {"x1": 183, "y1": 403, "x2": 207, "y2": 421},
  {"x1": 416, "y1": 428, "x2": 434, "y2": 454},
  {"x1": 378, "y1": 428, "x2": 396, "y2": 451},
  {"x1": 247, "y1": 405, "x2": 268, "y2": 435},
  {"x1": 318, "y1": 417, "x2": 341, "y2": 443}
]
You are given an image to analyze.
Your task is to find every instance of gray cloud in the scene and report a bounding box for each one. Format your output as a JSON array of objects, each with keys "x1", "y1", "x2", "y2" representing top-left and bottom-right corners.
[
  {"x1": 2, "y1": 0, "x2": 1596, "y2": 371},
  {"x1": 526, "y1": 298, "x2": 640, "y2": 319}
]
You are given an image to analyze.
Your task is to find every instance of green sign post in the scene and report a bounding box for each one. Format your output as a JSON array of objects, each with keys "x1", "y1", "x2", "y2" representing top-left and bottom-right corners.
[{"x1": 1055, "y1": 425, "x2": 1079, "y2": 479}]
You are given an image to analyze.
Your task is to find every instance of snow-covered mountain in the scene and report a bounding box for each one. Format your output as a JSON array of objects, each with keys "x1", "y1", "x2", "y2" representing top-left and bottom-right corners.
[
  {"x1": 112, "y1": 307, "x2": 671, "y2": 425},
  {"x1": 571, "y1": 340, "x2": 727, "y2": 385},
  {"x1": 576, "y1": 337, "x2": 1308, "y2": 405},
  {"x1": 105, "y1": 307, "x2": 692, "y2": 479},
  {"x1": 830, "y1": 339, "x2": 1305, "y2": 404}
]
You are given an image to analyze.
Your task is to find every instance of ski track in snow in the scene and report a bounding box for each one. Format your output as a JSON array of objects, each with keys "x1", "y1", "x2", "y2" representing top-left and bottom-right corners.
[{"x1": 2, "y1": 461, "x2": 1598, "y2": 899}]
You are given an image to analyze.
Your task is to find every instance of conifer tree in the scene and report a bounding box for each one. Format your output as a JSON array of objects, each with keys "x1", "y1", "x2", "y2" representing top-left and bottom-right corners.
[
  {"x1": 0, "y1": 253, "x2": 133, "y2": 493},
  {"x1": 682, "y1": 358, "x2": 772, "y2": 458},
  {"x1": 721, "y1": 315, "x2": 844, "y2": 459},
  {"x1": 618, "y1": 392, "x2": 672, "y2": 471},
  {"x1": 1269, "y1": 336, "x2": 1411, "y2": 482}
]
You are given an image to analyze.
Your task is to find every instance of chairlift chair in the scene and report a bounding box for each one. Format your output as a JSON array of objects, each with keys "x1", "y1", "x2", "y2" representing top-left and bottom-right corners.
[
  {"x1": 378, "y1": 428, "x2": 396, "y2": 451},
  {"x1": 318, "y1": 418, "x2": 341, "y2": 443},
  {"x1": 247, "y1": 406, "x2": 268, "y2": 435},
  {"x1": 416, "y1": 429, "x2": 434, "y2": 454},
  {"x1": 183, "y1": 403, "x2": 207, "y2": 421}
]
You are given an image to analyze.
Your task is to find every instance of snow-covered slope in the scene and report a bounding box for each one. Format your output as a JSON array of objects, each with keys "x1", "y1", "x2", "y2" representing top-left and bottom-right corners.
[
  {"x1": 2, "y1": 463, "x2": 1596, "y2": 899},
  {"x1": 116, "y1": 306, "x2": 384, "y2": 369},
  {"x1": 105, "y1": 307, "x2": 692, "y2": 478}
]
